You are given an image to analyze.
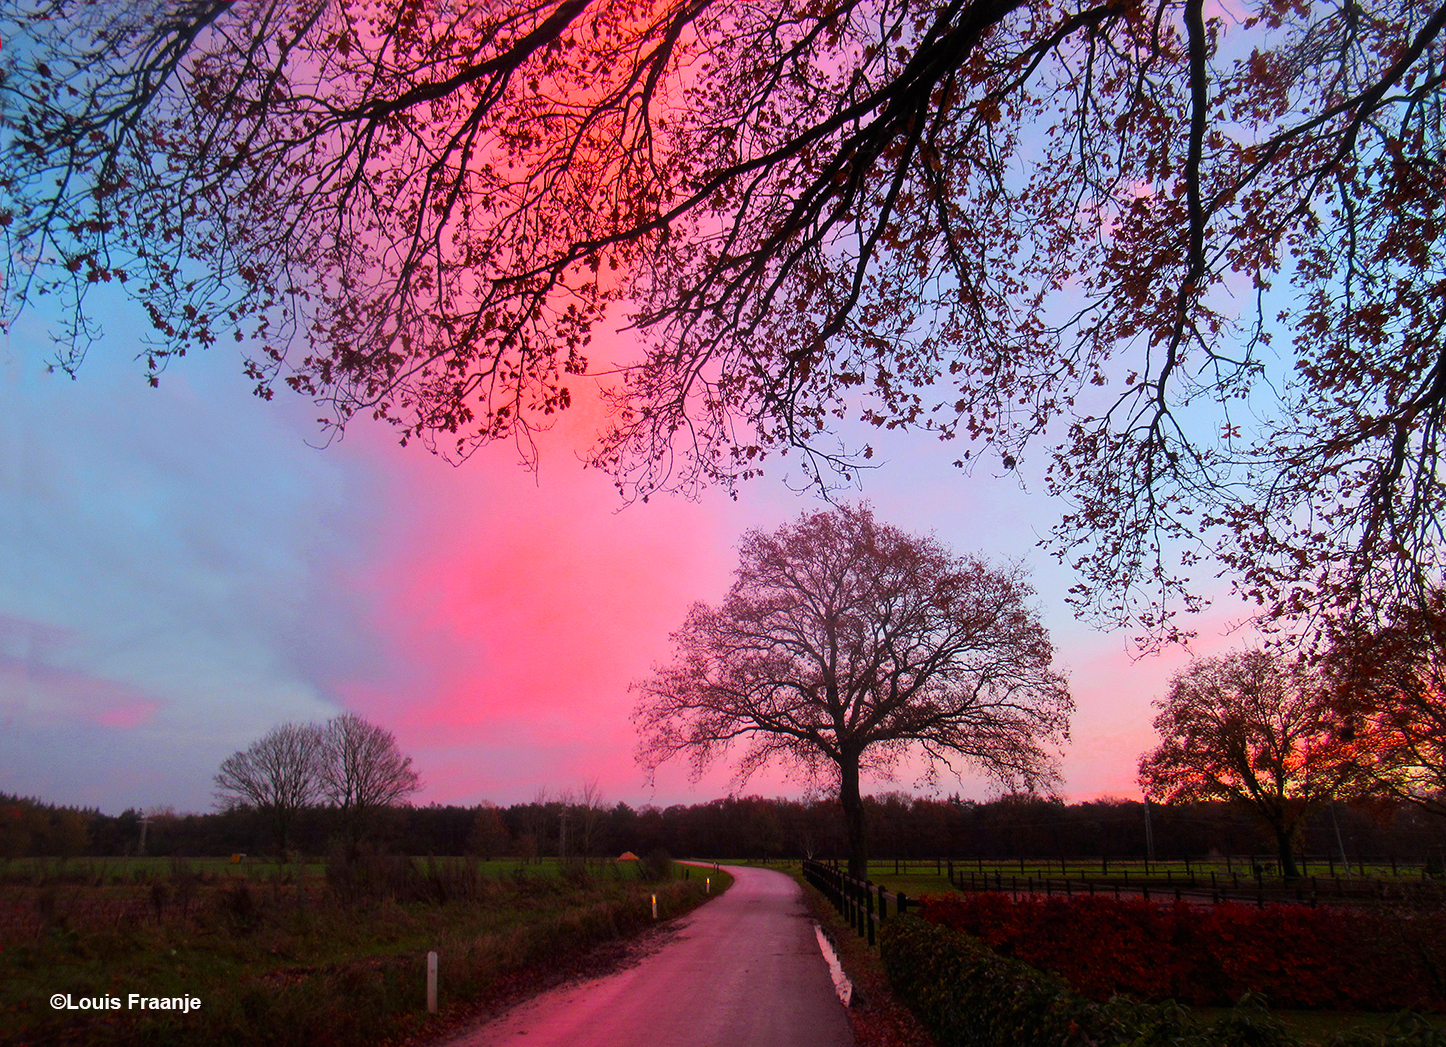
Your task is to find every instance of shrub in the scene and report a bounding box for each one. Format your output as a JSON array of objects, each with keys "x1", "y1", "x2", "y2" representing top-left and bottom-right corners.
[
  {"x1": 215, "y1": 880, "x2": 262, "y2": 933},
  {"x1": 921, "y1": 893, "x2": 1446, "y2": 1011},
  {"x1": 880, "y1": 914, "x2": 1093, "y2": 1047},
  {"x1": 639, "y1": 848, "x2": 673, "y2": 882},
  {"x1": 879, "y1": 915, "x2": 1299, "y2": 1047}
]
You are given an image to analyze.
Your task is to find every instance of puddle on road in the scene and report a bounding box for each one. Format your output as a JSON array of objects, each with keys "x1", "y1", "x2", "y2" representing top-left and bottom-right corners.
[{"x1": 812, "y1": 922, "x2": 852, "y2": 1008}]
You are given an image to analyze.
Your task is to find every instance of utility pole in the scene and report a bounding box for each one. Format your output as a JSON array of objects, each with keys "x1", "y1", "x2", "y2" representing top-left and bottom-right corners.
[
  {"x1": 1143, "y1": 796, "x2": 1156, "y2": 865},
  {"x1": 1330, "y1": 802, "x2": 1348, "y2": 867}
]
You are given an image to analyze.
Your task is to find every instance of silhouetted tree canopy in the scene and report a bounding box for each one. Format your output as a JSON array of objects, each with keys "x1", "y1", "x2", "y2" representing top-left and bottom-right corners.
[
  {"x1": 320, "y1": 712, "x2": 423, "y2": 849},
  {"x1": 634, "y1": 504, "x2": 1071, "y2": 876},
  {"x1": 214, "y1": 720, "x2": 325, "y2": 854},
  {"x1": 1326, "y1": 591, "x2": 1446, "y2": 817},
  {"x1": 1139, "y1": 648, "x2": 1363, "y2": 877},
  {"x1": 4, "y1": 0, "x2": 1443, "y2": 639}
]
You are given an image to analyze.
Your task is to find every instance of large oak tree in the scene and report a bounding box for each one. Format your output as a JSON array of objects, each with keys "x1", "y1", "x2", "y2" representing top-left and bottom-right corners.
[
  {"x1": 634, "y1": 505, "x2": 1071, "y2": 877},
  {"x1": 4, "y1": 0, "x2": 1443, "y2": 639}
]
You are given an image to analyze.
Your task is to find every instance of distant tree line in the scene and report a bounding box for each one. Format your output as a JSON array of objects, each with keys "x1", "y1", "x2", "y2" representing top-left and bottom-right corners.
[{"x1": 4, "y1": 791, "x2": 1444, "y2": 865}]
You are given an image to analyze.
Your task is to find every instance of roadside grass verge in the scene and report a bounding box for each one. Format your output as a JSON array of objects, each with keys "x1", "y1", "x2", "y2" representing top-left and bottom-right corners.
[
  {"x1": 3, "y1": 856, "x2": 728, "y2": 1047},
  {"x1": 794, "y1": 869, "x2": 938, "y2": 1047}
]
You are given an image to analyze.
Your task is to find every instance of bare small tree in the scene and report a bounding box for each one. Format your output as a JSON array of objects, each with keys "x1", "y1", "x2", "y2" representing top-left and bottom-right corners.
[
  {"x1": 577, "y1": 779, "x2": 607, "y2": 864},
  {"x1": 466, "y1": 804, "x2": 512, "y2": 861},
  {"x1": 214, "y1": 721, "x2": 324, "y2": 855},
  {"x1": 635, "y1": 505, "x2": 1071, "y2": 878},
  {"x1": 319, "y1": 712, "x2": 422, "y2": 851},
  {"x1": 1139, "y1": 650, "x2": 1362, "y2": 878},
  {"x1": 516, "y1": 788, "x2": 551, "y2": 864}
]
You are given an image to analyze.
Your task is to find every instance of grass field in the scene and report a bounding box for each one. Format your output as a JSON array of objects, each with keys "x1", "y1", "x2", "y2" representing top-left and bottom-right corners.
[
  {"x1": 0, "y1": 854, "x2": 632, "y2": 884},
  {"x1": 716, "y1": 856, "x2": 957, "y2": 897},
  {"x1": 2, "y1": 855, "x2": 732, "y2": 1047},
  {"x1": 787, "y1": 856, "x2": 1440, "y2": 905}
]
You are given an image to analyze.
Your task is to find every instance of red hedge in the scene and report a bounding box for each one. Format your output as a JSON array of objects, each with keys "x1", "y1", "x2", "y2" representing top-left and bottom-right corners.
[{"x1": 920, "y1": 892, "x2": 1446, "y2": 1011}]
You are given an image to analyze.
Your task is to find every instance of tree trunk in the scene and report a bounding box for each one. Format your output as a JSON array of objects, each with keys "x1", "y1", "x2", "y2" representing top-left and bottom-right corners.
[
  {"x1": 1275, "y1": 825, "x2": 1299, "y2": 880},
  {"x1": 270, "y1": 806, "x2": 291, "y2": 858},
  {"x1": 839, "y1": 753, "x2": 869, "y2": 879}
]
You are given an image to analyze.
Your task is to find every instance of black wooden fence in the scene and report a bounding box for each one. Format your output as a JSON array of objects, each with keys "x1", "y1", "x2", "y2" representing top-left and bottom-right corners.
[
  {"x1": 942, "y1": 859, "x2": 1445, "y2": 908},
  {"x1": 801, "y1": 857, "x2": 1445, "y2": 931},
  {"x1": 802, "y1": 857, "x2": 916, "y2": 948}
]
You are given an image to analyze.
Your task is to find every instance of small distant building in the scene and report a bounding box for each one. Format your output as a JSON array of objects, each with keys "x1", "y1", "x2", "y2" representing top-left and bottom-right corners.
[{"x1": 617, "y1": 851, "x2": 639, "y2": 861}]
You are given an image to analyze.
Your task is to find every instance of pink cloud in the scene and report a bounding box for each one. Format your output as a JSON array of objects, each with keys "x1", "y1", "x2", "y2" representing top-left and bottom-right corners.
[
  {"x1": 90, "y1": 699, "x2": 164, "y2": 729},
  {"x1": 0, "y1": 615, "x2": 165, "y2": 731},
  {"x1": 316, "y1": 372, "x2": 761, "y2": 803}
]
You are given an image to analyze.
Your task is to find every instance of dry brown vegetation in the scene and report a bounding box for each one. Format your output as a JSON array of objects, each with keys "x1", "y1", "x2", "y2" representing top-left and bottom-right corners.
[{"x1": 2, "y1": 855, "x2": 723, "y2": 1047}]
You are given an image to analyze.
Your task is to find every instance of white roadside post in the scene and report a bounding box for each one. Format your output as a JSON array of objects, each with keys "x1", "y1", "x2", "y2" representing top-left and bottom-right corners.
[
  {"x1": 706, "y1": 877, "x2": 711, "y2": 894},
  {"x1": 427, "y1": 951, "x2": 438, "y2": 1014},
  {"x1": 651, "y1": 894, "x2": 658, "y2": 919}
]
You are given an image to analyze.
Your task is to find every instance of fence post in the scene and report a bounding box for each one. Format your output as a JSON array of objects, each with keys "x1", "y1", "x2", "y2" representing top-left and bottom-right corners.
[{"x1": 426, "y1": 951, "x2": 438, "y2": 1014}]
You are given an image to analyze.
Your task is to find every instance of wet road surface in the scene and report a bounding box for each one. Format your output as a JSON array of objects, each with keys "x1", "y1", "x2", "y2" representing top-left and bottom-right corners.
[{"x1": 441, "y1": 864, "x2": 855, "y2": 1047}]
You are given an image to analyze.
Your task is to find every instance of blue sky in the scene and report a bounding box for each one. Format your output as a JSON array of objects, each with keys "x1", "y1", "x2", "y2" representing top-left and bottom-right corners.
[{"x1": 0, "y1": 278, "x2": 1260, "y2": 817}]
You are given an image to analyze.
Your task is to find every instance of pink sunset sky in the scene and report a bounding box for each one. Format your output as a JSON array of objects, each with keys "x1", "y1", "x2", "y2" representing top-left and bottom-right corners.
[
  {"x1": 0, "y1": 278, "x2": 1261, "y2": 816},
  {"x1": 0, "y1": 0, "x2": 1315, "y2": 819}
]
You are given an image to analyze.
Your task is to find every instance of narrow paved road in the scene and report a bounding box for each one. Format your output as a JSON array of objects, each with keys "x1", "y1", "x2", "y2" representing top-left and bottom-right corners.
[{"x1": 442, "y1": 865, "x2": 855, "y2": 1047}]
